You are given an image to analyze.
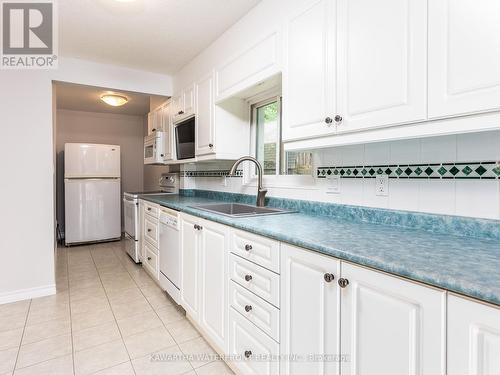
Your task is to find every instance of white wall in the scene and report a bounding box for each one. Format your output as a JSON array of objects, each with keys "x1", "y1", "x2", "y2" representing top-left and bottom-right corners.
[
  {"x1": 0, "y1": 57, "x2": 172, "y2": 304},
  {"x1": 56, "y1": 110, "x2": 145, "y2": 232},
  {"x1": 185, "y1": 131, "x2": 500, "y2": 220}
]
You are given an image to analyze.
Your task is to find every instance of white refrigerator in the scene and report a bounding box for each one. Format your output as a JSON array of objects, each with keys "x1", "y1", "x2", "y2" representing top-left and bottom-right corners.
[{"x1": 64, "y1": 143, "x2": 121, "y2": 245}]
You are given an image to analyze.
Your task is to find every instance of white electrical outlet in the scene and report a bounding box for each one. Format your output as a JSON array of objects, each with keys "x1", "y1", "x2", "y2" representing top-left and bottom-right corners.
[
  {"x1": 376, "y1": 175, "x2": 389, "y2": 196},
  {"x1": 326, "y1": 175, "x2": 341, "y2": 194}
]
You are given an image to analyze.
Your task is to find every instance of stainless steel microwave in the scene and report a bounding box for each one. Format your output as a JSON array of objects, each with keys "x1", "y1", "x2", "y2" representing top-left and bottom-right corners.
[{"x1": 175, "y1": 116, "x2": 195, "y2": 160}]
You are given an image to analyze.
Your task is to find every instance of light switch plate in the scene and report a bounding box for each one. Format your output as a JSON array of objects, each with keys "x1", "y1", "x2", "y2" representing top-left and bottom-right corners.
[
  {"x1": 376, "y1": 175, "x2": 389, "y2": 196},
  {"x1": 326, "y1": 175, "x2": 341, "y2": 194}
]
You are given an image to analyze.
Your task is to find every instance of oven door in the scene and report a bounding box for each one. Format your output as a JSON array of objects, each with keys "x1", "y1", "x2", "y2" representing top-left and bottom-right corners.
[
  {"x1": 123, "y1": 197, "x2": 137, "y2": 239},
  {"x1": 124, "y1": 233, "x2": 139, "y2": 263}
]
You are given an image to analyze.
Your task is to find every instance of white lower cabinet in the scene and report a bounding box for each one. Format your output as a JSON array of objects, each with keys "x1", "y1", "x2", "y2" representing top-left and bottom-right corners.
[
  {"x1": 175, "y1": 218, "x2": 494, "y2": 375},
  {"x1": 447, "y1": 295, "x2": 500, "y2": 375},
  {"x1": 280, "y1": 243, "x2": 341, "y2": 375},
  {"x1": 199, "y1": 217, "x2": 229, "y2": 352},
  {"x1": 180, "y1": 213, "x2": 228, "y2": 352},
  {"x1": 180, "y1": 214, "x2": 201, "y2": 319},
  {"x1": 228, "y1": 308, "x2": 280, "y2": 375},
  {"x1": 340, "y1": 262, "x2": 446, "y2": 375}
]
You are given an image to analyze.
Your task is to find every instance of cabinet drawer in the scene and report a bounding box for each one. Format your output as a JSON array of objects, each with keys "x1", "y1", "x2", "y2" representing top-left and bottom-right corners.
[
  {"x1": 228, "y1": 308, "x2": 279, "y2": 375},
  {"x1": 229, "y1": 254, "x2": 280, "y2": 307},
  {"x1": 143, "y1": 201, "x2": 159, "y2": 218},
  {"x1": 144, "y1": 215, "x2": 159, "y2": 247},
  {"x1": 143, "y1": 242, "x2": 159, "y2": 280},
  {"x1": 231, "y1": 229, "x2": 280, "y2": 273},
  {"x1": 229, "y1": 281, "x2": 279, "y2": 342}
]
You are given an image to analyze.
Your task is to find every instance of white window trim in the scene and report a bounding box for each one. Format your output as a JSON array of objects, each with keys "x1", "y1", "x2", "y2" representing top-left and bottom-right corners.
[{"x1": 242, "y1": 93, "x2": 317, "y2": 190}]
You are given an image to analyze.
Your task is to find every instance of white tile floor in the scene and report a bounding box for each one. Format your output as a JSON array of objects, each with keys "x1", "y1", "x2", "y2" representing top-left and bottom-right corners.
[{"x1": 0, "y1": 241, "x2": 234, "y2": 375}]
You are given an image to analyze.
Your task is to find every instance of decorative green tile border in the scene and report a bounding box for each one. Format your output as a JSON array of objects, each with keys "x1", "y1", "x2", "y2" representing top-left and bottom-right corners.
[
  {"x1": 317, "y1": 161, "x2": 500, "y2": 179},
  {"x1": 180, "y1": 169, "x2": 243, "y2": 178}
]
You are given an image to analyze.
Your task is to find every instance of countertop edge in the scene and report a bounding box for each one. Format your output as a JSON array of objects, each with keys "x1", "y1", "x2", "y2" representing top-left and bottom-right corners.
[{"x1": 140, "y1": 196, "x2": 500, "y2": 308}]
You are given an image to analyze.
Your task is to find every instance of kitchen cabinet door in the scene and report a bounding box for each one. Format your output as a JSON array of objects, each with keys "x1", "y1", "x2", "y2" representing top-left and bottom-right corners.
[
  {"x1": 171, "y1": 95, "x2": 184, "y2": 123},
  {"x1": 340, "y1": 262, "x2": 445, "y2": 375},
  {"x1": 199, "y1": 218, "x2": 229, "y2": 352},
  {"x1": 282, "y1": 0, "x2": 336, "y2": 142},
  {"x1": 428, "y1": 0, "x2": 500, "y2": 118},
  {"x1": 161, "y1": 103, "x2": 173, "y2": 161},
  {"x1": 448, "y1": 295, "x2": 500, "y2": 375},
  {"x1": 280, "y1": 244, "x2": 341, "y2": 375},
  {"x1": 180, "y1": 214, "x2": 201, "y2": 319},
  {"x1": 147, "y1": 111, "x2": 157, "y2": 135},
  {"x1": 183, "y1": 84, "x2": 196, "y2": 118},
  {"x1": 138, "y1": 200, "x2": 145, "y2": 262},
  {"x1": 195, "y1": 73, "x2": 215, "y2": 156},
  {"x1": 336, "y1": 0, "x2": 427, "y2": 132}
]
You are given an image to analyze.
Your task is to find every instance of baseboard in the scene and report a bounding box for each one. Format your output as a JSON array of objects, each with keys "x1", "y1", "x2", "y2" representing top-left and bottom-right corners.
[{"x1": 0, "y1": 284, "x2": 56, "y2": 305}]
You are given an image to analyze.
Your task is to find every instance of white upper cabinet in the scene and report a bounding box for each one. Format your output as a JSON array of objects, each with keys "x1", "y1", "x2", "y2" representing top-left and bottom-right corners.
[
  {"x1": 428, "y1": 0, "x2": 500, "y2": 118},
  {"x1": 215, "y1": 31, "x2": 280, "y2": 102},
  {"x1": 337, "y1": 0, "x2": 427, "y2": 132},
  {"x1": 280, "y1": 244, "x2": 341, "y2": 375},
  {"x1": 282, "y1": 0, "x2": 337, "y2": 142},
  {"x1": 340, "y1": 262, "x2": 445, "y2": 375},
  {"x1": 160, "y1": 103, "x2": 173, "y2": 161},
  {"x1": 172, "y1": 84, "x2": 195, "y2": 123},
  {"x1": 447, "y1": 295, "x2": 500, "y2": 375},
  {"x1": 195, "y1": 73, "x2": 215, "y2": 156}
]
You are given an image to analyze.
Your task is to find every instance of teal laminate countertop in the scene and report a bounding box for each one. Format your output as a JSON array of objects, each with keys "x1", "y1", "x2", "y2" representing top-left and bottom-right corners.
[{"x1": 141, "y1": 193, "x2": 500, "y2": 306}]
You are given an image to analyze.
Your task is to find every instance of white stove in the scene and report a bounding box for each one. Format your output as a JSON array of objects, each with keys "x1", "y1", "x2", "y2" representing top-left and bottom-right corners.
[{"x1": 123, "y1": 173, "x2": 179, "y2": 263}]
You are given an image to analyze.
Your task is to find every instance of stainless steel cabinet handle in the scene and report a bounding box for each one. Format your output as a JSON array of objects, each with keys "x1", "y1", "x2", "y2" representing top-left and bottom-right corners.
[
  {"x1": 338, "y1": 278, "x2": 349, "y2": 288},
  {"x1": 244, "y1": 244, "x2": 252, "y2": 251},
  {"x1": 244, "y1": 350, "x2": 252, "y2": 358},
  {"x1": 324, "y1": 273, "x2": 335, "y2": 283},
  {"x1": 244, "y1": 305, "x2": 252, "y2": 312},
  {"x1": 334, "y1": 115, "x2": 343, "y2": 123},
  {"x1": 244, "y1": 274, "x2": 252, "y2": 282}
]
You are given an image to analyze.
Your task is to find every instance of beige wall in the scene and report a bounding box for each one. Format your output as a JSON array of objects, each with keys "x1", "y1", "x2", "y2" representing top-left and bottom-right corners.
[{"x1": 56, "y1": 109, "x2": 145, "y2": 232}]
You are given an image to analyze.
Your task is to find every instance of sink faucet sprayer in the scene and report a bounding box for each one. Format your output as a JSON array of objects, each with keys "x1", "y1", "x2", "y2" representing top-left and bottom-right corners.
[{"x1": 229, "y1": 156, "x2": 267, "y2": 207}]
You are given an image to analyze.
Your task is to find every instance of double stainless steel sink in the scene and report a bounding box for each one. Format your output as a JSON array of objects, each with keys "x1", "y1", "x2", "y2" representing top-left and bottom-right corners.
[{"x1": 191, "y1": 203, "x2": 294, "y2": 218}]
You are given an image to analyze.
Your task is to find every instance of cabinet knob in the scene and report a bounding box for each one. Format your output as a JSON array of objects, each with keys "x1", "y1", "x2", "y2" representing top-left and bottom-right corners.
[
  {"x1": 325, "y1": 117, "x2": 333, "y2": 125},
  {"x1": 160, "y1": 154, "x2": 164, "y2": 157},
  {"x1": 334, "y1": 115, "x2": 343, "y2": 123},
  {"x1": 244, "y1": 350, "x2": 252, "y2": 358},
  {"x1": 324, "y1": 273, "x2": 335, "y2": 283},
  {"x1": 194, "y1": 224, "x2": 199, "y2": 230},
  {"x1": 209, "y1": 143, "x2": 213, "y2": 148},
  {"x1": 147, "y1": 229, "x2": 152, "y2": 232},
  {"x1": 244, "y1": 274, "x2": 253, "y2": 282},
  {"x1": 198, "y1": 226, "x2": 203, "y2": 231},
  {"x1": 178, "y1": 110, "x2": 184, "y2": 115},
  {"x1": 244, "y1": 305, "x2": 252, "y2": 312},
  {"x1": 244, "y1": 244, "x2": 252, "y2": 251},
  {"x1": 152, "y1": 128, "x2": 156, "y2": 132},
  {"x1": 338, "y1": 278, "x2": 349, "y2": 288},
  {"x1": 147, "y1": 256, "x2": 151, "y2": 261}
]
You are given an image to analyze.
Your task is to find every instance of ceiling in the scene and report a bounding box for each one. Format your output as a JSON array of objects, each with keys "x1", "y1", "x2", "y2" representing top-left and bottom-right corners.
[
  {"x1": 55, "y1": 82, "x2": 158, "y2": 116},
  {"x1": 59, "y1": 0, "x2": 261, "y2": 75}
]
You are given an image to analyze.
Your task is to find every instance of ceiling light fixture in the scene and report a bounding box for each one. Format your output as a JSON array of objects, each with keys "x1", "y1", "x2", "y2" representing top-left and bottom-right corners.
[{"x1": 100, "y1": 94, "x2": 128, "y2": 107}]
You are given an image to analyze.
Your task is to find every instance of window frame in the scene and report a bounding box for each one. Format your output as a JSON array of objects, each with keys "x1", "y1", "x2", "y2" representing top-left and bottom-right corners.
[{"x1": 244, "y1": 91, "x2": 317, "y2": 190}]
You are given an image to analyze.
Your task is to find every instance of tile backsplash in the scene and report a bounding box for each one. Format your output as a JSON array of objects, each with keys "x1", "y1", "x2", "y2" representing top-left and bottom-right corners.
[{"x1": 180, "y1": 131, "x2": 500, "y2": 220}]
